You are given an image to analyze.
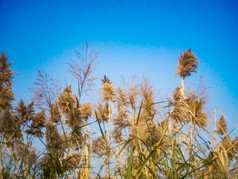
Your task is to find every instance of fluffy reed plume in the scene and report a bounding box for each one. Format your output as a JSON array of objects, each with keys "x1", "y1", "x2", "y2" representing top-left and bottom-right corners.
[
  {"x1": 0, "y1": 109, "x2": 22, "y2": 139},
  {"x1": 173, "y1": 86, "x2": 181, "y2": 102},
  {"x1": 186, "y1": 95, "x2": 208, "y2": 127},
  {"x1": 0, "y1": 53, "x2": 15, "y2": 84},
  {"x1": 40, "y1": 154, "x2": 55, "y2": 178},
  {"x1": 66, "y1": 110, "x2": 85, "y2": 136},
  {"x1": 15, "y1": 99, "x2": 35, "y2": 123},
  {"x1": 169, "y1": 87, "x2": 186, "y2": 123},
  {"x1": 131, "y1": 112, "x2": 161, "y2": 147},
  {"x1": 113, "y1": 126, "x2": 124, "y2": 143},
  {"x1": 140, "y1": 79, "x2": 156, "y2": 115},
  {"x1": 15, "y1": 142, "x2": 37, "y2": 166},
  {"x1": 28, "y1": 150, "x2": 38, "y2": 166},
  {"x1": 138, "y1": 120, "x2": 161, "y2": 146},
  {"x1": 63, "y1": 102, "x2": 92, "y2": 136},
  {"x1": 14, "y1": 99, "x2": 47, "y2": 138},
  {"x1": 175, "y1": 49, "x2": 199, "y2": 79},
  {"x1": 58, "y1": 91, "x2": 83, "y2": 138},
  {"x1": 168, "y1": 87, "x2": 184, "y2": 123},
  {"x1": 115, "y1": 87, "x2": 129, "y2": 107},
  {"x1": 26, "y1": 110, "x2": 46, "y2": 137},
  {"x1": 50, "y1": 103, "x2": 61, "y2": 123},
  {"x1": 159, "y1": 118, "x2": 169, "y2": 130},
  {"x1": 33, "y1": 110, "x2": 46, "y2": 128},
  {"x1": 96, "y1": 102, "x2": 109, "y2": 122},
  {"x1": 170, "y1": 89, "x2": 207, "y2": 127},
  {"x1": 113, "y1": 109, "x2": 131, "y2": 143},
  {"x1": 216, "y1": 115, "x2": 227, "y2": 135},
  {"x1": 0, "y1": 110, "x2": 15, "y2": 135},
  {"x1": 63, "y1": 153, "x2": 81, "y2": 171},
  {"x1": 113, "y1": 88, "x2": 130, "y2": 142},
  {"x1": 0, "y1": 53, "x2": 16, "y2": 111},
  {"x1": 58, "y1": 88, "x2": 92, "y2": 126},
  {"x1": 58, "y1": 133, "x2": 71, "y2": 149},
  {"x1": 170, "y1": 102, "x2": 188, "y2": 124},
  {"x1": 67, "y1": 41, "x2": 98, "y2": 96},
  {"x1": 79, "y1": 102, "x2": 92, "y2": 121},
  {"x1": 100, "y1": 77, "x2": 116, "y2": 102},
  {"x1": 175, "y1": 49, "x2": 199, "y2": 99},
  {"x1": 92, "y1": 135, "x2": 111, "y2": 157},
  {"x1": 15, "y1": 142, "x2": 28, "y2": 161},
  {"x1": 45, "y1": 120, "x2": 61, "y2": 149},
  {"x1": 58, "y1": 85, "x2": 77, "y2": 114},
  {"x1": 126, "y1": 77, "x2": 140, "y2": 110},
  {"x1": 0, "y1": 86, "x2": 14, "y2": 111}
]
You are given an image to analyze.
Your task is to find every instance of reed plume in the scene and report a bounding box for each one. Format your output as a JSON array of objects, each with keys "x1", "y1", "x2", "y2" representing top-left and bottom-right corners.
[
  {"x1": 175, "y1": 49, "x2": 199, "y2": 98},
  {"x1": 216, "y1": 115, "x2": 227, "y2": 135}
]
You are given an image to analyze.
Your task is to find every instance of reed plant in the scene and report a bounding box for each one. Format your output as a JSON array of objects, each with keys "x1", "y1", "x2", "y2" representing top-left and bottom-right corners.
[{"x1": 0, "y1": 47, "x2": 237, "y2": 178}]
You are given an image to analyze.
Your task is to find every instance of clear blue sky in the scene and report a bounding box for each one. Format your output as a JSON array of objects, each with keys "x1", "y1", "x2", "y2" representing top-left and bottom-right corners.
[{"x1": 1, "y1": 0, "x2": 238, "y2": 133}]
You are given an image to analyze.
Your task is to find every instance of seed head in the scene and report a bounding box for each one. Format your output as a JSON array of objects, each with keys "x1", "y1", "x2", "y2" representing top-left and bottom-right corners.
[
  {"x1": 216, "y1": 115, "x2": 227, "y2": 135},
  {"x1": 58, "y1": 85, "x2": 77, "y2": 114},
  {"x1": 175, "y1": 49, "x2": 199, "y2": 79},
  {"x1": 92, "y1": 135, "x2": 111, "y2": 157},
  {"x1": 100, "y1": 82, "x2": 116, "y2": 102}
]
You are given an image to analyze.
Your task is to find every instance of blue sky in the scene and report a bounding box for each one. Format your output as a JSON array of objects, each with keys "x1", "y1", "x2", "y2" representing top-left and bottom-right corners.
[{"x1": 1, "y1": 0, "x2": 238, "y2": 133}]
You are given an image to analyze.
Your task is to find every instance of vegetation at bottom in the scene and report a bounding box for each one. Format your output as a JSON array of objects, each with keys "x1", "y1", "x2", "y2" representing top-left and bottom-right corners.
[{"x1": 0, "y1": 44, "x2": 238, "y2": 178}]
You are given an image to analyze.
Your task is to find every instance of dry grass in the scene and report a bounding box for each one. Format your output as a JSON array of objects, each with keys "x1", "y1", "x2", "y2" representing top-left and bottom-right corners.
[{"x1": 0, "y1": 47, "x2": 238, "y2": 179}]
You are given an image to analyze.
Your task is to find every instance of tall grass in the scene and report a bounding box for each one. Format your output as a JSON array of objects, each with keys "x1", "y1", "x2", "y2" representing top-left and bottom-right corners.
[{"x1": 0, "y1": 47, "x2": 237, "y2": 178}]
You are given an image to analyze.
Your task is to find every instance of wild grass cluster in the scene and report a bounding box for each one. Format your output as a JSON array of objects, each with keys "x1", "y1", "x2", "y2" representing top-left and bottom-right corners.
[{"x1": 0, "y1": 45, "x2": 238, "y2": 178}]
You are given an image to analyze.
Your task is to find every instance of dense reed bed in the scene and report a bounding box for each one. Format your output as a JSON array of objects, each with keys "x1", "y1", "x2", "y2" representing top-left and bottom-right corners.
[{"x1": 0, "y1": 45, "x2": 237, "y2": 178}]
